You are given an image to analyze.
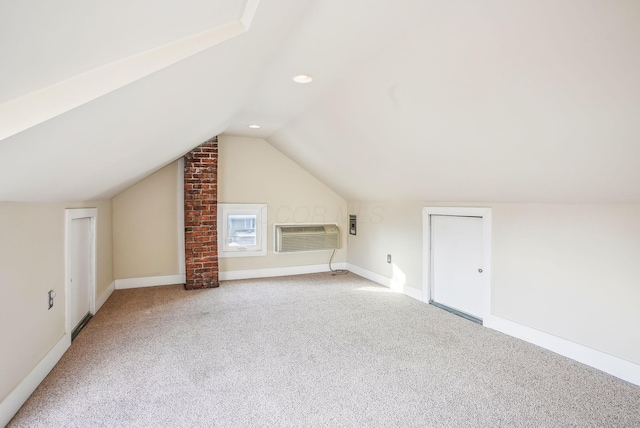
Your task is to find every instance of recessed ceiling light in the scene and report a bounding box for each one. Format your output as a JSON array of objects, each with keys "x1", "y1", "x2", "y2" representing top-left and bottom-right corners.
[
  {"x1": 293, "y1": 75, "x2": 313, "y2": 84},
  {"x1": 247, "y1": 124, "x2": 261, "y2": 129}
]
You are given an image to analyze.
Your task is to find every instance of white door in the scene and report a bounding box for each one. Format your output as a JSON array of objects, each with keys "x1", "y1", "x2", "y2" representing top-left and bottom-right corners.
[
  {"x1": 70, "y1": 217, "x2": 91, "y2": 332},
  {"x1": 431, "y1": 215, "x2": 484, "y2": 319}
]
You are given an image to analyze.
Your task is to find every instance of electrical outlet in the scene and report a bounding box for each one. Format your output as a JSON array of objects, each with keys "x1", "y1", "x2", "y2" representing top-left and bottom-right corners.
[
  {"x1": 48, "y1": 290, "x2": 56, "y2": 310},
  {"x1": 387, "y1": 254, "x2": 392, "y2": 263}
]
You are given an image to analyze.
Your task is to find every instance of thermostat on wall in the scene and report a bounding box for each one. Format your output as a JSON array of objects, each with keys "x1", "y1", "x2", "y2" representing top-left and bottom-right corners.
[{"x1": 349, "y1": 215, "x2": 357, "y2": 235}]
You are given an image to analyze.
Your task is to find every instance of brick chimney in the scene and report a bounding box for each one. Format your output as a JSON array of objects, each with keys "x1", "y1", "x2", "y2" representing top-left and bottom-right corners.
[{"x1": 183, "y1": 137, "x2": 219, "y2": 289}]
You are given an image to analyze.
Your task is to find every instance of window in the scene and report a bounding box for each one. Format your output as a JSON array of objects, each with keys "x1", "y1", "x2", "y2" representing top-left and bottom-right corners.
[{"x1": 218, "y1": 204, "x2": 267, "y2": 257}]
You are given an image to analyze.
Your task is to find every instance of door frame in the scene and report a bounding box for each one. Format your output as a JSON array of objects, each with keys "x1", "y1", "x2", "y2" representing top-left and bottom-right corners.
[
  {"x1": 422, "y1": 207, "x2": 492, "y2": 327},
  {"x1": 65, "y1": 208, "x2": 97, "y2": 335}
]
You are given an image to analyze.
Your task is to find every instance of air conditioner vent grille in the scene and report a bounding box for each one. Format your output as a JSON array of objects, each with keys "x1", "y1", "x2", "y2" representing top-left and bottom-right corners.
[
  {"x1": 275, "y1": 224, "x2": 340, "y2": 253},
  {"x1": 280, "y1": 226, "x2": 325, "y2": 234}
]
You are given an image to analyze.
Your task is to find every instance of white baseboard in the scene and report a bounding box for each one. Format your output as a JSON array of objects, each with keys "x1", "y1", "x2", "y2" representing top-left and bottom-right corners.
[
  {"x1": 220, "y1": 263, "x2": 347, "y2": 281},
  {"x1": 115, "y1": 274, "x2": 186, "y2": 290},
  {"x1": 95, "y1": 281, "x2": 115, "y2": 312},
  {"x1": 490, "y1": 316, "x2": 640, "y2": 386},
  {"x1": 221, "y1": 263, "x2": 422, "y2": 301},
  {"x1": 1, "y1": 280, "x2": 116, "y2": 425},
  {"x1": 346, "y1": 263, "x2": 392, "y2": 287},
  {"x1": 346, "y1": 264, "x2": 640, "y2": 386},
  {"x1": 401, "y1": 284, "x2": 423, "y2": 301},
  {"x1": 0, "y1": 334, "x2": 71, "y2": 427},
  {"x1": 346, "y1": 263, "x2": 423, "y2": 302},
  {"x1": 3, "y1": 273, "x2": 635, "y2": 428}
]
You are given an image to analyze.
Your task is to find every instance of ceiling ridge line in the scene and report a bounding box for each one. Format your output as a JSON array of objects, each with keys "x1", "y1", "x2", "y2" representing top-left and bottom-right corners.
[{"x1": 0, "y1": 1, "x2": 262, "y2": 143}]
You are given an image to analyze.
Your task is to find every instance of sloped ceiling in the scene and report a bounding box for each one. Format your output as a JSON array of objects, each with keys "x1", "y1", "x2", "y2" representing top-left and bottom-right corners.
[
  {"x1": 261, "y1": 0, "x2": 640, "y2": 203},
  {"x1": 2, "y1": 0, "x2": 640, "y2": 203},
  {"x1": 0, "y1": 0, "x2": 312, "y2": 201}
]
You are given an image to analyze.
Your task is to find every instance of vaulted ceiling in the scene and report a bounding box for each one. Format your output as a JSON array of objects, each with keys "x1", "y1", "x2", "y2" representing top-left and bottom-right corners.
[{"x1": 2, "y1": 0, "x2": 639, "y2": 203}]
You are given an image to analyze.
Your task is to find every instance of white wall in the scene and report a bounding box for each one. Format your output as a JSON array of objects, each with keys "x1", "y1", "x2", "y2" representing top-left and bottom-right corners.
[
  {"x1": 0, "y1": 201, "x2": 113, "y2": 405},
  {"x1": 492, "y1": 204, "x2": 640, "y2": 364},
  {"x1": 110, "y1": 135, "x2": 349, "y2": 282},
  {"x1": 112, "y1": 161, "x2": 182, "y2": 280},
  {"x1": 218, "y1": 136, "x2": 348, "y2": 274},
  {"x1": 267, "y1": 0, "x2": 640, "y2": 205},
  {"x1": 347, "y1": 201, "x2": 422, "y2": 289},
  {"x1": 347, "y1": 201, "x2": 640, "y2": 366}
]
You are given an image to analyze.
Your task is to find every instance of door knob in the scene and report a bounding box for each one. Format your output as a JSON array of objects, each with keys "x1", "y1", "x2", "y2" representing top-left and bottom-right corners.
[{"x1": 478, "y1": 269, "x2": 483, "y2": 273}]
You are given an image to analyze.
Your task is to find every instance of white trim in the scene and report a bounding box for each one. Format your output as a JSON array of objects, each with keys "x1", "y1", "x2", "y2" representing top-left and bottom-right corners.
[
  {"x1": 490, "y1": 315, "x2": 640, "y2": 386},
  {"x1": 95, "y1": 281, "x2": 115, "y2": 312},
  {"x1": 401, "y1": 284, "x2": 423, "y2": 301},
  {"x1": 346, "y1": 263, "x2": 391, "y2": 287},
  {"x1": 65, "y1": 208, "x2": 98, "y2": 335},
  {"x1": 115, "y1": 274, "x2": 186, "y2": 290},
  {"x1": 422, "y1": 207, "x2": 493, "y2": 327},
  {"x1": 240, "y1": 0, "x2": 261, "y2": 29},
  {"x1": 218, "y1": 203, "x2": 268, "y2": 258},
  {"x1": 346, "y1": 262, "x2": 640, "y2": 386},
  {"x1": 0, "y1": 0, "x2": 261, "y2": 142},
  {"x1": 220, "y1": 263, "x2": 347, "y2": 281},
  {"x1": 0, "y1": 333, "x2": 71, "y2": 427},
  {"x1": 177, "y1": 157, "x2": 186, "y2": 276},
  {"x1": 346, "y1": 263, "x2": 423, "y2": 302}
]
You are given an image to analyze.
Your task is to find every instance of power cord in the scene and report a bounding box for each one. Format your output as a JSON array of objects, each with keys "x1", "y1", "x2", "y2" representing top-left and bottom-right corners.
[{"x1": 329, "y1": 249, "x2": 349, "y2": 275}]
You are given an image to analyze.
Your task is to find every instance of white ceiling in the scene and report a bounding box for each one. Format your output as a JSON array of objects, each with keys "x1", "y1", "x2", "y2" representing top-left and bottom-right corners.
[
  {"x1": 1, "y1": 0, "x2": 639, "y2": 203},
  {"x1": 0, "y1": 0, "x2": 247, "y2": 104}
]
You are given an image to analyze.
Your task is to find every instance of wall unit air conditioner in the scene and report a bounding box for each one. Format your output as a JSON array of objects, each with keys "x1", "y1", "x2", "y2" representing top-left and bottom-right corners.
[{"x1": 275, "y1": 224, "x2": 340, "y2": 253}]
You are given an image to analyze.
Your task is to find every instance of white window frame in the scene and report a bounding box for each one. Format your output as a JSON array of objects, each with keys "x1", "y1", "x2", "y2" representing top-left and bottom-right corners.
[{"x1": 218, "y1": 203, "x2": 267, "y2": 258}]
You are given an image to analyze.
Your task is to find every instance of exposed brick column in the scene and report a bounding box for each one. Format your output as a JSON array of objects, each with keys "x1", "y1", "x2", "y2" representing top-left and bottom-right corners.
[{"x1": 184, "y1": 136, "x2": 219, "y2": 289}]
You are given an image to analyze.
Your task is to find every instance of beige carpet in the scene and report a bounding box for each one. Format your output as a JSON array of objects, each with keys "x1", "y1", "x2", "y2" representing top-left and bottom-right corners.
[{"x1": 9, "y1": 273, "x2": 640, "y2": 427}]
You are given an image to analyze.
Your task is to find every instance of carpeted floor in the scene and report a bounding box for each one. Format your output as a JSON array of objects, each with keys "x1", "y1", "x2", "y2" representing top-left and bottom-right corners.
[{"x1": 8, "y1": 273, "x2": 640, "y2": 427}]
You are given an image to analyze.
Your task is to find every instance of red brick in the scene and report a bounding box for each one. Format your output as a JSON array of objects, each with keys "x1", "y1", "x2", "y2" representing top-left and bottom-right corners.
[{"x1": 184, "y1": 136, "x2": 219, "y2": 290}]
